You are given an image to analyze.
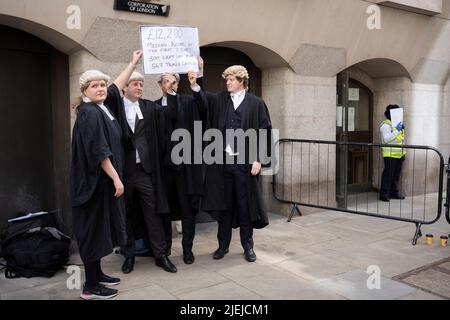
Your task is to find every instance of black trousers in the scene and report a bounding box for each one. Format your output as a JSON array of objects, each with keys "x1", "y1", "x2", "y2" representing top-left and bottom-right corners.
[
  {"x1": 121, "y1": 165, "x2": 166, "y2": 259},
  {"x1": 163, "y1": 168, "x2": 196, "y2": 253},
  {"x1": 218, "y1": 164, "x2": 253, "y2": 251},
  {"x1": 84, "y1": 260, "x2": 103, "y2": 289},
  {"x1": 380, "y1": 157, "x2": 405, "y2": 198}
]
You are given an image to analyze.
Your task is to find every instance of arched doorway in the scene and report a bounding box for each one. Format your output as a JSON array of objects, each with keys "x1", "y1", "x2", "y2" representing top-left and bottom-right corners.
[
  {"x1": 335, "y1": 59, "x2": 411, "y2": 207},
  {"x1": 200, "y1": 46, "x2": 261, "y2": 97},
  {"x1": 177, "y1": 46, "x2": 262, "y2": 97},
  {"x1": 0, "y1": 25, "x2": 70, "y2": 231}
]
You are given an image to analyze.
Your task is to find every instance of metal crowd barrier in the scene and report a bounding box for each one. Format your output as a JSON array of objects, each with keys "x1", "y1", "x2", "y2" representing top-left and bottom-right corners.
[
  {"x1": 272, "y1": 138, "x2": 445, "y2": 245},
  {"x1": 445, "y1": 158, "x2": 450, "y2": 226}
]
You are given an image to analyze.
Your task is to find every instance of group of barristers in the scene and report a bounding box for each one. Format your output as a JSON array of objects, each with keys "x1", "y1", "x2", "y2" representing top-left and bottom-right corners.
[{"x1": 70, "y1": 49, "x2": 272, "y2": 299}]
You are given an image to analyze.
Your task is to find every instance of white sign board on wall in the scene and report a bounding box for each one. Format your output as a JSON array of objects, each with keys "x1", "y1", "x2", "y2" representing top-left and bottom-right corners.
[{"x1": 140, "y1": 25, "x2": 199, "y2": 75}]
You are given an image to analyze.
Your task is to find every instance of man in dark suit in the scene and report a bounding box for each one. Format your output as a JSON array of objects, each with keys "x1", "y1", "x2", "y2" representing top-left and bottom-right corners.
[
  {"x1": 105, "y1": 68, "x2": 178, "y2": 274},
  {"x1": 190, "y1": 62, "x2": 271, "y2": 263},
  {"x1": 155, "y1": 72, "x2": 205, "y2": 265}
]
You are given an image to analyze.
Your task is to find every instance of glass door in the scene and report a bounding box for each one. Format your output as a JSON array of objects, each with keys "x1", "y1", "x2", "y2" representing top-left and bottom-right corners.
[{"x1": 336, "y1": 72, "x2": 374, "y2": 208}]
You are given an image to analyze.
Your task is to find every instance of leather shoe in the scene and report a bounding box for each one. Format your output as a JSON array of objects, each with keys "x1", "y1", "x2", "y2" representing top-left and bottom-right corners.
[
  {"x1": 155, "y1": 256, "x2": 177, "y2": 273},
  {"x1": 183, "y1": 251, "x2": 195, "y2": 264},
  {"x1": 213, "y1": 248, "x2": 229, "y2": 260},
  {"x1": 121, "y1": 257, "x2": 134, "y2": 274},
  {"x1": 390, "y1": 194, "x2": 405, "y2": 200},
  {"x1": 379, "y1": 196, "x2": 390, "y2": 202},
  {"x1": 244, "y1": 248, "x2": 256, "y2": 262}
]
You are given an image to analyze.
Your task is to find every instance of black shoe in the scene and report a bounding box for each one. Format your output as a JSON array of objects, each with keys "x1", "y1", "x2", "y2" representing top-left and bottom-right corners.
[
  {"x1": 213, "y1": 248, "x2": 229, "y2": 260},
  {"x1": 98, "y1": 274, "x2": 121, "y2": 286},
  {"x1": 155, "y1": 256, "x2": 177, "y2": 273},
  {"x1": 183, "y1": 251, "x2": 195, "y2": 264},
  {"x1": 80, "y1": 284, "x2": 118, "y2": 300},
  {"x1": 244, "y1": 248, "x2": 257, "y2": 262},
  {"x1": 121, "y1": 257, "x2": 135, "y2": 274},
  {"x1": 379, "y1": 196, "x2": 390, "y2": 202},
  {"x1": 390, "y1": 194, "x2": 405, "y2": 200}
]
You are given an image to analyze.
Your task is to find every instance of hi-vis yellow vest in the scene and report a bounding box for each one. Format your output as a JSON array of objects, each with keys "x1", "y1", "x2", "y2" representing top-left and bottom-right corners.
[{"x1": 381, "y1": 119, "x2": 406, "y2": 158}]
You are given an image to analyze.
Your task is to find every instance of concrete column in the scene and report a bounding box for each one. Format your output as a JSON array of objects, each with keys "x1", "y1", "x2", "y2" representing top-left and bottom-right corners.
[{"x1": 261, "y1": 67, "x2": 337, "y2": 215}]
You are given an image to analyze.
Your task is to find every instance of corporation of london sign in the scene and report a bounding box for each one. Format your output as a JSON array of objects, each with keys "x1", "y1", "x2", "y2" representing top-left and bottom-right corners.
[{"x1": 114, "y1": 0, "x2": 170, "y2": 17}]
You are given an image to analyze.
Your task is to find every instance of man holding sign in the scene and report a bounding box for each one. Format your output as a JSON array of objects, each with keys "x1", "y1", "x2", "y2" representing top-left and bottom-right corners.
[
  {"x1": 190, "y1": 59, "x2": 271, "y2": 263},
  {"x1": 379, "y1": 104, "x2": 406, "y2": 202},
  {"x1": 155, "y1": 70, "x2": 206, "y2": 265},
  {"x1": 105, "y1": 50, "x2": 179, "y2": 274}
]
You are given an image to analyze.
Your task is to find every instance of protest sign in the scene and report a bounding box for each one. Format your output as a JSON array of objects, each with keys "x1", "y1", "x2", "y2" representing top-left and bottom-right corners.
[{"x1": 140, "y1": 25, "x2": 199, "y2": 75}]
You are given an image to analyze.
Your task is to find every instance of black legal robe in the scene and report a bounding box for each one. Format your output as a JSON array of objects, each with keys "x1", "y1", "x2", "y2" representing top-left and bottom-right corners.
[
  {"x1": 196, "y1": 89, "x2": 272, "y2": 229},
  {"x1": 70, "y1": 102, "x2": 127, "y2": 264},
  {"x1": 105, "y1": 84, "x2": 171, "y2": 216},
  {"x1": 155, "y1": 92, "x2": 207, "y2": 218}
]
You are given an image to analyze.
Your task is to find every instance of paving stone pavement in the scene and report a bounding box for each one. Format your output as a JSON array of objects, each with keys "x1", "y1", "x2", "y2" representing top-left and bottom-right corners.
[{"x1": 1, "y1": 210, "x2": 449, "y2": 300}]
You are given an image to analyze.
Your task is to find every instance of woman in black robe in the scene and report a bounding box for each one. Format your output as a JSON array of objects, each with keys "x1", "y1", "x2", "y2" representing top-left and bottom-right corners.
[{"x1": 70, "y1": 50, "x2": 142, "y2": 300}]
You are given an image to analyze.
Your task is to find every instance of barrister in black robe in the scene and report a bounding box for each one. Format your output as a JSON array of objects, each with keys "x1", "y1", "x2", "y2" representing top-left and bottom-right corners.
[
  {"x1": 191, "y1": 64, "x2": 271, "y2": 262},
  {"x1": 70, "y1": 69, "x2": 126, "y2": 295},
  {"x1": 155, "y1": 72, "x2": 206, "y2": 264},
  {"x1": 105, "y1": 71, "x2": 178, "y2": 274}
]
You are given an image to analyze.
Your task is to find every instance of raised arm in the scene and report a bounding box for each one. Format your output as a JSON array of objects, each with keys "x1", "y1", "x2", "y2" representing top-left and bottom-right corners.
[
  {"x1": 113, "y1": 50, "x2": 143, "y2": 90},
  {"x1": 188, "y1": 56, "x2": 210, "y2": 112},
  {"x1": 159, "y1": 73, "x2": 178, "y2": 120}
]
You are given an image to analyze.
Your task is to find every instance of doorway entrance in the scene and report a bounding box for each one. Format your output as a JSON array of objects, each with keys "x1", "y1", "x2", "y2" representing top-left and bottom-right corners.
[
  {"x1": 336, "y1": 71, "x2": 374, "y2": 207},
  {"x1": 177, "y1": 46, "x2": 261, "y2": 96},
  {"x1": 0, "y1": 25, "x2": 70, "y2": 231}
]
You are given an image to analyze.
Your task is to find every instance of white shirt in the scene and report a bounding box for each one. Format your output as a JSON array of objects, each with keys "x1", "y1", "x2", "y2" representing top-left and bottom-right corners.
[
  {"x1": 380, "y1": 122, "x2": 399, "y2": 143},
  {"x1": 225, "y1": 90, "x2": 246, "y2": 155},
  {"x1": 123, "y1": 97, "x2": 144, "y2": 163},
  {"x1": 230, "y1": 90, "x2": 246, "y2": 110},
  {"x1": 123, "y1": 97, "x2": 144, "y2": 132}
]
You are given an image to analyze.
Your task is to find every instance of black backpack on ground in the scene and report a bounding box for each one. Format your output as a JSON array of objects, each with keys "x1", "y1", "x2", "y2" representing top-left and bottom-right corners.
[{"x1": 0, "y1": 212, "x2": 71, "y2": 278}]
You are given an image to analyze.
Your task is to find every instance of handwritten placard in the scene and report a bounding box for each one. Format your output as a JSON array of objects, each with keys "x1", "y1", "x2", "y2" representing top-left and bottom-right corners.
[{"x1": 140, "y1": 25, "x2": 199, "y2": 75}]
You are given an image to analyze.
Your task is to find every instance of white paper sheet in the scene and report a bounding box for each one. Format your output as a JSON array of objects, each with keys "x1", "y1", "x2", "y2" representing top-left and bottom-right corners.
[
  {"x1": 348, "y1": 107, "x2": 355, "y2": 132},
  {"x1": 140, "y1": 25, "x2": 199, "y2": 75},
  {"x1": 390, "y1": 108, "x2": 403, "y2": 127},
  {"x1": 8, "y1": 211, "x2": 49, "y2": 223},
  {"x1": 336, "y1": 106, "x2": 343, "y2": 127},
  {"x1": 349, "y1": 88, "x2": 360, "y2": 101}
]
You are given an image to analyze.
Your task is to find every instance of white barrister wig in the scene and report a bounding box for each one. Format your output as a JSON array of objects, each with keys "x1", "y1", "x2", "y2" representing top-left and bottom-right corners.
[
  {"x1": 128, "y1": 71, "x2": 145, "y2": 84},
  {"x1": 79, "y1": 70, "x2": 111, "y2": 89},
  {"x1": 222, "y1": 65, "x2": 249, "y2": 80}
]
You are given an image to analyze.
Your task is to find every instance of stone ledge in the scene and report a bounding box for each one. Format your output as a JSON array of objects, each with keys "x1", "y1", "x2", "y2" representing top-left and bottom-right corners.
[{"x1": 376, "y1": 0, "x2": 442, "y2": 16}]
